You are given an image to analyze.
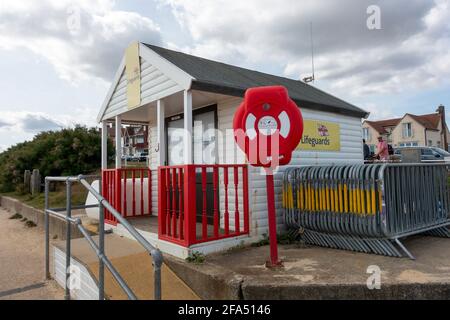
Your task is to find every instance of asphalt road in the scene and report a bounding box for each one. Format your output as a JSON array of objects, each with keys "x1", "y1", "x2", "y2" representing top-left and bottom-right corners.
[{"x1": 0, "y1": 208, "x2": 63, "y2": 300}]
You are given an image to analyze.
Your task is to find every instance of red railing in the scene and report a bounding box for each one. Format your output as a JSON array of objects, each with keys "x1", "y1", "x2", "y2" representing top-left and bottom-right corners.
[
  {"x1": 102, "y1": 168, "x2": 152, "y2": 225},
  {"x1": 158, "y1": 164, "x2": 249, "y2": 247}
]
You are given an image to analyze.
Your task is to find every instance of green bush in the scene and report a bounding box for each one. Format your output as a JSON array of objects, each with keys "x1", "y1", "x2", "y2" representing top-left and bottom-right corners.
[{"x1": 0, "y1": 126, "x2": 114, "y2": 193}]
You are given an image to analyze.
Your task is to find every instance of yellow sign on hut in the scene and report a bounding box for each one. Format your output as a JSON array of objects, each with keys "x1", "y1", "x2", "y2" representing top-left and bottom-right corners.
[
  {"x1": 296, "y1": 120, "x2": 341, "y2": 151},
  {"x1": 126, "y1": 42, "x2": 141, "y2": 110}
]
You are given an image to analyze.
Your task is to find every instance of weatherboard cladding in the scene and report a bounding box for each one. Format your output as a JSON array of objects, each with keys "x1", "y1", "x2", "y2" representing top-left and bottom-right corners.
[
  {"x1": 103, "y1": 56, "x2": 182, "y2": 120},
  {"x1": 144, "y1": 44, "x2": 368, "y2": 118}
]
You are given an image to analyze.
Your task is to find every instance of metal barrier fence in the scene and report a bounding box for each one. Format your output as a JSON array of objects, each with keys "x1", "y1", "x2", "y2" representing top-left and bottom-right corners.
[
  {"x1": 283, "y1": 163, "x2": 450, "y2": 259},
  {"x1": 44, "y1": 175, "x2": 163, "y2": 300}
]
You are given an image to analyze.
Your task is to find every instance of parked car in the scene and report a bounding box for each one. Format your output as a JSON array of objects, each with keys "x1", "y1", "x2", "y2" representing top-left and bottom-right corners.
[
  {"x1": 139, "y1": 152, "x2": 149, "y2": 162},
  {"x1": 122, "y1": 154, "x2": 137, "y2": 162},
  {"x1": 394, "y1": 146, "x2": 450, "y2": 163}
]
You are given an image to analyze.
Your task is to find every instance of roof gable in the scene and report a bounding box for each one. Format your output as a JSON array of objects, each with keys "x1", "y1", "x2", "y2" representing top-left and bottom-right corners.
[
  {"x1": 97, "y1": 43, "x2": 194, "y2": 122},
  {"x1": 364, "y1": 118, "x2": 401, "y2": 134},
  {"x1": 405, "y1": 113, "x2": 441, "y2": 130}
]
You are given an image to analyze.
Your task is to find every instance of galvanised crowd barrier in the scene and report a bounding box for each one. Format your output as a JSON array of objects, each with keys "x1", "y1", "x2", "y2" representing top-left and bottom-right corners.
[
  {"x1": 283, "y1": 163, "x2": 450, "y2": 259},
  {"x1": 44, "y1": 175, "x2": 163, "y2": 300}
]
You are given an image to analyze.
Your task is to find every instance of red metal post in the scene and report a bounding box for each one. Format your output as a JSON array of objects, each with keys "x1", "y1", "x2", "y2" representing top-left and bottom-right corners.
[
  {"x1": 184, "y1": 165, "x2": 197, "y2": 246},
  {"x1": 123, "y1": 170, "x2": 127, "y2": 217},
  {"x1": 172, "y1": 168, "x2": 177, "y2": 238},
  {"x1": 201, "y1": 167, "x2": 208, "y2": 240},
  {"x1": 242, "y1": 166, "x2": 250, "y2": 234},
  {"x1": 213, "y1": 167, "x2": 219, "y2": 238},
  {"x1": 140, "y1": 169, "x2": 144, "y2": 216},
  {"x1": 234, "y1": 166, "x2": 240, "y2": 234},
  {"x1": 148, "y1": 169, "x2": 152, "y2": 216},
  {"x1": 158, "y1": 168, "x2": 166, "y2": 237},
  {"x1": 266, "y1": 173, "x2": 281, "y2": 267},
  {"x1": 224, "y1": 167, "x2": 229, "y2": 235},
  {"x1": 102, "y1": 171, "x2": 107, "y2": 221},
  {"x1": 132, "y1": 170, "x2": 136, "y2": 217},
  {"x1": 165, "y1": 168, "x2": 171, "y2": 236},
  {"x1": 117, "y1": 170, "x2": 123, "y2": 220},
  {"x1": 178, "y1": 168, "x2": 184, "y2": 240}
]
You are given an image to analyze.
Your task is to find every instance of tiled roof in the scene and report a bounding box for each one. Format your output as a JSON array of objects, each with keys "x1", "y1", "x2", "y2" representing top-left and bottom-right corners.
[
  {"x1": 144, "y1": 43, "x2": 368, "y2": 118},
  {"x1": 365, "y1": 118, "x2": 401, "y2": 134},
  {"x1": 407, "y1": 113, "x2": 441, "y2": 131},
  {"x1": 365, "y1": 113, "x2": 442, "y2": 134}
]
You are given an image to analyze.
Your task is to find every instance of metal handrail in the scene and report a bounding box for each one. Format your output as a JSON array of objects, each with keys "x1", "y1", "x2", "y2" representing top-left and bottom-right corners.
[{"x1": 44, "y1": 174, "x2": 163, "y2": 300}]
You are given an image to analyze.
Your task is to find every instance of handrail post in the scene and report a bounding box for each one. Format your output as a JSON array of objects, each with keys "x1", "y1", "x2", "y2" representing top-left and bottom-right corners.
[
  {"x1": 98, "y1": 177, "x2": 105, "y2": 301},
  {"x1": 44, "y1": 179, "x2": 50, "y2": 280},
  {"x1": 152, "y1": 249, "x2": 163, "y2": 300},
  {"x1": 64, "y1": 179, "x2": 72, "y2": 300}
]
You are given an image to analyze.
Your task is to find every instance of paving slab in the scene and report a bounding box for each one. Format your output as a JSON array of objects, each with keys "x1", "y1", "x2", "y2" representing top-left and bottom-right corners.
[
  {"x1": 54, "y1": 234, "x2": 200, "y2": 300},
  {"x1": 0, "y1": 208, "x2": 63, "y2": 300},
  {"x1": 166, "y1": 235, "x2": 450, "y2": 299}
]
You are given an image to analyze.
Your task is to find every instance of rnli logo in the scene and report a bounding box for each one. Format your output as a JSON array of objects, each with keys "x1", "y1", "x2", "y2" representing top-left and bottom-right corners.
[{"x1": 317, "y1": 124, "x2": 329, "y2": 137}]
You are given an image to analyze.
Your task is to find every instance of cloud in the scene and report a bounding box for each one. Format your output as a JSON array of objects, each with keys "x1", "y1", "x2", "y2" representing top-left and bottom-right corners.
[
  {"x1": 20, "y1": 114, "x2": 62, "y2": 133},
  {"x1": 164, "y1": 0, "x2": 450, "y2": 97},
  {"x1": 0, "y1": 0, "x2": 162, "y2": 84},
  {"x1": 0, "y1": 111, "x2": 64, "y2": 133},
  {"x1": 0, "y1": 110, "x2": 99, "y2": 150}
]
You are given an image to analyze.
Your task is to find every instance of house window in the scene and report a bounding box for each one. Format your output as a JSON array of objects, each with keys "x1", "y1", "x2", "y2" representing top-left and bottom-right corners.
[
  {"x1": 402, "y1": 123, "x2": 413, "y2": 138},
  {"x1": 400, "y1": 142, "x2": 419, "y2": 147},
  {"x1": 437, "y1": 141, "x2": 441, "y2": 148},
  {"x1": 136, "y1": 137, "x2": 144, "y2": 144},
  {"x1": 362, "y1": 128, "x2": 370, "y2": 140},
  {"x1": 428, "y1": 140, "x2": 433, "y2": 147}
]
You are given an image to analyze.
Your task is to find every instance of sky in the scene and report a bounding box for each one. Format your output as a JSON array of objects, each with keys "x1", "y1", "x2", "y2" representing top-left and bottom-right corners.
[{"x1": 0, "y1": 0, "x2": 449, "y2": 151}]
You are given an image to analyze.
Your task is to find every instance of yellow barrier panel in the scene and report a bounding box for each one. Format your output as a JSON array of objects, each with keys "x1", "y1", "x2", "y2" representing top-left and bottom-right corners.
[
  {"x1": 344, "y1": 183, "x2": 349, "y2": 213},
  {"x1": 334, "y1": 187, "x2": 339, "y2": 213},
  {"x1": 360, "y1": 188, "x2": 366, "y2": 215}
]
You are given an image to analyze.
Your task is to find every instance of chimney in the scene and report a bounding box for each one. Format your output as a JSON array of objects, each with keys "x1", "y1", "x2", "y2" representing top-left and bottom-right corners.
[{"x1": 437, "y1": 105, "x2": 448, "y2": 151}]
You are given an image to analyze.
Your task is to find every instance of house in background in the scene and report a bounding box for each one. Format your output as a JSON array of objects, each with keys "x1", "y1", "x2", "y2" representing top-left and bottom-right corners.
[
  {"x1": 363, "y1": 106, "x2": 450, "y2": 152},
  {"x1": 123, "y1": 126, "x2": 149, "y2": 156},
  {"x1": 105, "y1": 124, "x2": 149, "y2": 156},
  {"x1": 362, "y1": 118, "x2": 401, "y2": 153}
]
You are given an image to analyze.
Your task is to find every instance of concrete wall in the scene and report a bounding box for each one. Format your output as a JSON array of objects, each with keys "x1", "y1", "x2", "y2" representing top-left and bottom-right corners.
[
  {"x1": 0, "y1": 196, "x2": 83, "y2": 240},
  {"x1": 53, "y1": 246, "x2": 99, "y2": 300}
]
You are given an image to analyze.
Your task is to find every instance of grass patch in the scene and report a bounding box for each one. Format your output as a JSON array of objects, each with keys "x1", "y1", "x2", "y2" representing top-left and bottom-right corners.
[
  {"x1": 1, "y1": 182, "x2": 89, "y2": 210},
  {"x1": 9, "y1": 213, "x2": 22, "y2": 220},
  {"x1": 226, "y1": 241, "x2": 246, "y2": 253},
  {"x1": 251, "y1": 234, "x2": 270, "y2": 247},
  {"x1": 25, "y1": 221, "x2": 37, "y2": 228},
  {"x1": 251, "y1": 231, "x2": 305, "y2": 247},
  {"x1": 186, "y1": 251, "x2": 206, "y2": 264}
]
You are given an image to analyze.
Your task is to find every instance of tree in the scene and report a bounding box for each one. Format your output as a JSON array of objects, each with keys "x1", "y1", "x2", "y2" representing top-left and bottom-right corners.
[{"x1": 0, "y1": 126, "x2": 113, "y2": 193}]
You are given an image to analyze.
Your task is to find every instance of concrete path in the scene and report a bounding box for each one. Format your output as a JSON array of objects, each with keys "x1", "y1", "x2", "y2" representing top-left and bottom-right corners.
[
  {"x1": 53, "y1": 234, "x2": 200, "y2": 300},
  {"x1": 166, "y1": 234, "x2": 450, "y2": 299},
  {"x1": 0, "y1": 208, "x2": 63, "y2": 300}
]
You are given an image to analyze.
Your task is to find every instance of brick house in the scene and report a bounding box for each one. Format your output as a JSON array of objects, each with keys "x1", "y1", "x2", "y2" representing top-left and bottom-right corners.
[{"x1": 363, "y1": 106, "x2": 450, "y2": 152}]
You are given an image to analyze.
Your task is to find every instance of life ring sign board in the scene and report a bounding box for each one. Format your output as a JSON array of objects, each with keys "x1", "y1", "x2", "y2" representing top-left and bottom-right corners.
[
  {"x1": 233, "y1": 86, "x2": 304, "y2": 267},
  {"x1": 233, "y1": 86, "x2": 304, "y2": 169}
]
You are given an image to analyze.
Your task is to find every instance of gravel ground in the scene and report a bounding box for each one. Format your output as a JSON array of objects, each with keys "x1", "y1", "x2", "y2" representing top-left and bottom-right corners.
[{"x1": 0, "y1": 208, "x2": 63, "y2": 300}]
